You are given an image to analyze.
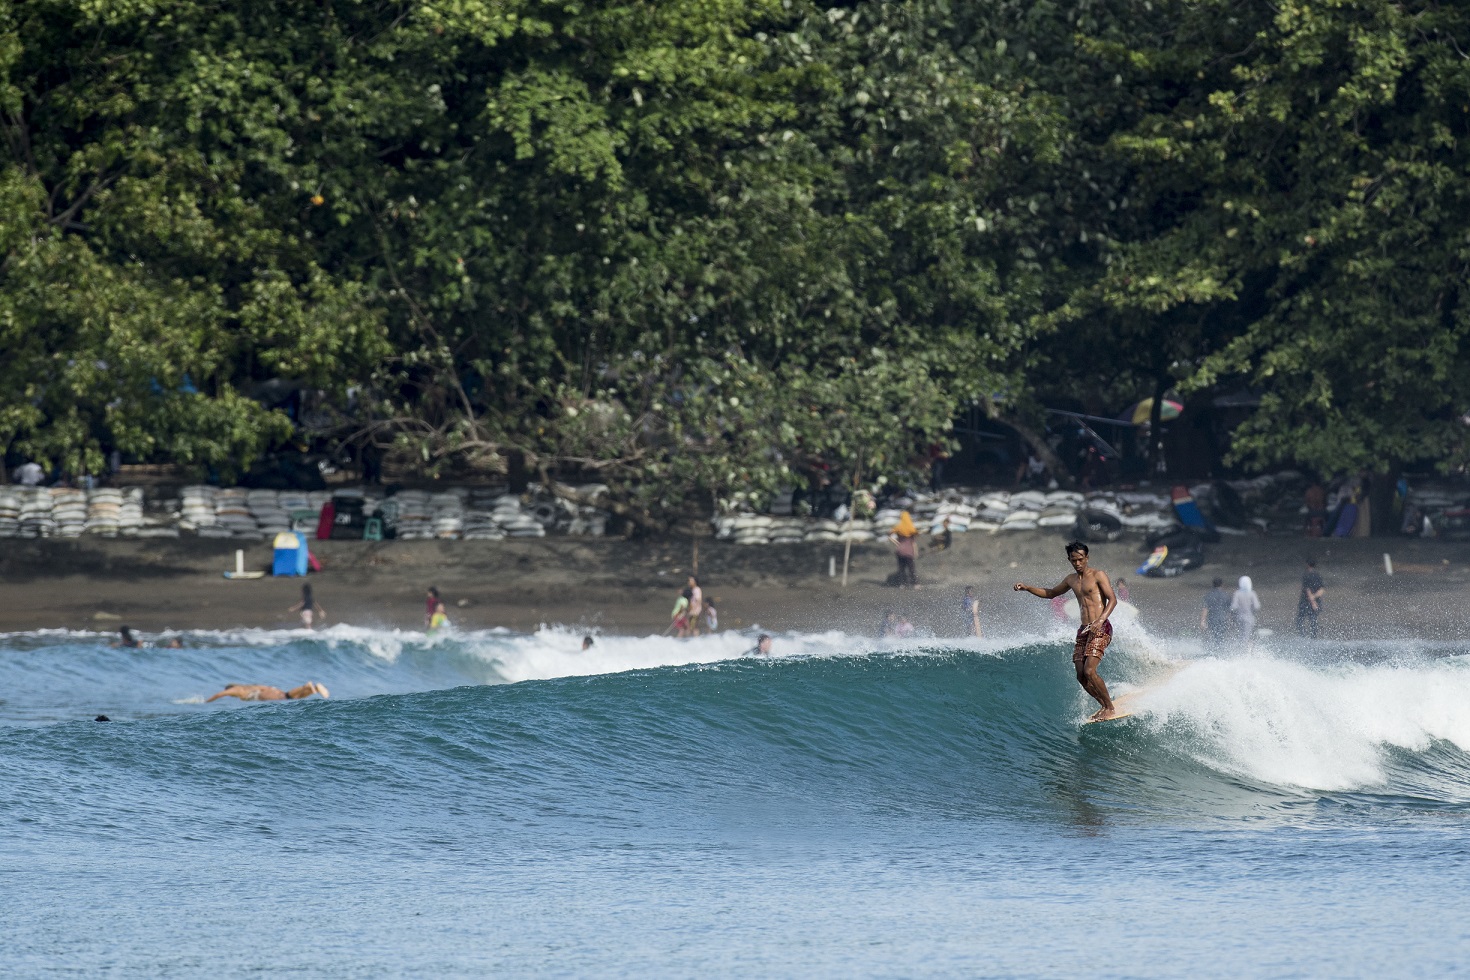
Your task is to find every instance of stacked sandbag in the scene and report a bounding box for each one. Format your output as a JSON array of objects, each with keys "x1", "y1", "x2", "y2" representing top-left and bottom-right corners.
[
  {"x1": 213, "y1": 488, "x2": 261, "y2": 538},
  {"x1": 117, "y1": 487, "x2": 145, "y2": 534},
  {"x1": 494, "y1": 495, "x2": 546, "y2": 538},
  {"x1": 872, "y1": 507, "x2": 905, "y2": 530},
  {"x1": 247, "y1": 489, "x2": 291, "y2": 536},
  {"x1": 180, "y1": 486, "x2": 219, "y2": 532},
  {"x1": 1112, "y1": 491, "x2": 1176, "y2": 533},
  {"x1": 767, "y1": 517, "x2": 805, "y2": 544},
  {"x1": 461, "y1": 488, "x2": 507, "y2": 540},
  {"x1": 84, "y1": 487, "x2": 123, "y2": 536},
  {"x1": 804, "y1": 518, "x2": 845, "y2": 543},
  {"x1": 431, "y1": 489, "x2": 467, "y2": 539},
  {"x1": 730, "y1": 514, "x2": 772, "y2": 545},
  {"x1": 18, "y1": 487, "x2": 56, "y2": 538},
  {"x1": 0, "y1": 486, "x2": 20, "y2": 537},
  {"x1": 1037, "y1": 490, "x2": 1084, "y2": 529},
  {"x1": 931, "y1": 496, "x2": 977, "y2": 533},
  {"x1": 52, "y1": 488, "x2": 88, "y2": 537},
  {"x1": 389, "y1": 490, "x2": 433, "y2": 539}
]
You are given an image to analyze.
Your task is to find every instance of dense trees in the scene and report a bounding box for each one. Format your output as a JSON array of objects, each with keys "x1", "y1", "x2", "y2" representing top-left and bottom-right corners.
[{"x1": 2, "y1": 0, "x2": 1467, "y2": 523}]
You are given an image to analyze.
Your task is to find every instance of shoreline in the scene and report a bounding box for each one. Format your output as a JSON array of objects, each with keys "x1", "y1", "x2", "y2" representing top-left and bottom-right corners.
[{"x1": 2, "y1": 532, "x2": 1468, "y2": 642}]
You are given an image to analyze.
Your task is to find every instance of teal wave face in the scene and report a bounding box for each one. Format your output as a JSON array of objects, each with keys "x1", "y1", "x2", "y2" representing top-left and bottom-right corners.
[{"x1": 4, "y1": 630, "x2": 1470, "y2": 840}]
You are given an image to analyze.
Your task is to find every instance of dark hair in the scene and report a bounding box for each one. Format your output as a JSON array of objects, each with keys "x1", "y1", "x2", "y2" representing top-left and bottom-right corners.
[
  {"x1": 681, "y1": 587, "x2": 692, "y2": 599},
  {"x1": 1213, "y1": 577, "x2": 1223, "y2": 587},
  {"x1": 1065, "y1": 541, "x2": 1089, "y2": 556},
  {"x1": 428, "y1": 586, "x2": 440, "y2": 597},
  {"x1": 1305, "y1": 559, "x2": 1316, "y2": 568},
  {"x1": 689, "y1": 575, "x2": 700, "y2": 586},
  {"x1": 757, "y1": 633, "x2": 771, "y2": 643},
  {"x1": 582, "y1": 635, "x2": 594, "y2": 648}
]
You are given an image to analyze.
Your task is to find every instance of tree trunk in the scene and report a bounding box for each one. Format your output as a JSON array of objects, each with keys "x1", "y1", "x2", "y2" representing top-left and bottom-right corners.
[
  {"x1": 1370, "y1": 464, "x2": 1401, "y2": 537},
  {"x1": 1149, "y1": 378, "x2": 1168, "y2": 480},
  {"x1": 993, "y1": 411, "x2": 1076, "y2": 490}
]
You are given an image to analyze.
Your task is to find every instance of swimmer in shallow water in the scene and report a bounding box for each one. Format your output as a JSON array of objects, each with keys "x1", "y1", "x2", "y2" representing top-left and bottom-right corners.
[{"x1": 205, "y1": 682, "x2": 330, "y2": 703}]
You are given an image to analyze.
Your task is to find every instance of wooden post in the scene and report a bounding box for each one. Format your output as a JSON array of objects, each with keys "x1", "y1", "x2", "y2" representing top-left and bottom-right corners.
[
  {"x1": 841, "y1": 451, "x2": 863, "y2": 588},
  {"x1": 692, "y1": 537, "x2": 699, "y2": 577}
]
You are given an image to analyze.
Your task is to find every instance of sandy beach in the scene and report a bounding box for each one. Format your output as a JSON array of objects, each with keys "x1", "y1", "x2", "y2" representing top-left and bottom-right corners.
[{"x1": 3, "y1": 530, "x2": 1467, "y2": 641}]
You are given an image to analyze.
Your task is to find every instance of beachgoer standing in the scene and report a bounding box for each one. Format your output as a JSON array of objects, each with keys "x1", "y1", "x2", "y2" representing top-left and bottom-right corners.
[
  {"x1": 878, "y1": 610, "x2": 896, "y2": 638},
  {"x1": 702, "y1": 599, "x2": 718, "y2": 634},
  {"x1": 669, "y1": 588, "x2": 691, "y2": 636},
  {"x1": 1200, "y1": 577, "x2": 1231, "y2": 648},
  {"x1": 1296, "y1": 560, "x2": 1325, "y2": 639},
  {"x1": 961, "y1": 586, "x2": 982, "y2": 637},
  {"x1": 1014, "y1": 541, "x2": 1120, "y2": 721},
  {"x1": 1114, "y1": 576, "x2": 1131, "y2": 603},
  {"x1": 289, "y1": 584, "x2": 325, "y2": 629},
  {"x1": 425, "y1": 587, "x2": 441, "y2": 628},
  {"x1": 428, "y1": 600, "x2": 449, "y2": 633},
  {"x1": 889, "y1": 511, "x2": 920, "y2": 589},
  {"x1": 685, "y1": 576, "x2": 703, "y2": 636},
  {"x1": 1231, "y1": 576, "x2": 1260, "y2": 648}
]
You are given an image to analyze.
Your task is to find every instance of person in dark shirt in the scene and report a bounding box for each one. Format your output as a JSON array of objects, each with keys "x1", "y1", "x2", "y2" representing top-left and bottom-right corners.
[
  {"x1": 1200, "y1": 578, "x2": 1231, "y2": 649},
  {"x1": 1296, "y1": 560, "x2": 1325, "y2": 638}
]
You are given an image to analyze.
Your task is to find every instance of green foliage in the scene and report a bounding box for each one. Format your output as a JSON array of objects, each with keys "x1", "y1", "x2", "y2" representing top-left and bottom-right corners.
[{"x1": 3, "y1": 0, "x2": 1467, "y2": 516}]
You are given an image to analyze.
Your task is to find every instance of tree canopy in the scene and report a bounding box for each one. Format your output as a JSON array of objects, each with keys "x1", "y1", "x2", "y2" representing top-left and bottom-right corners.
[{"x1": 3, "y1": 0, "x2": 1467, "y2": 521}]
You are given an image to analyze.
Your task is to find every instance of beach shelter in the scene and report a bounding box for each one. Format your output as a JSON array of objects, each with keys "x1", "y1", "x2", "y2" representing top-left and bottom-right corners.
[{"x1": 272, "y1": 531, "x2": 310, "y2": 577}]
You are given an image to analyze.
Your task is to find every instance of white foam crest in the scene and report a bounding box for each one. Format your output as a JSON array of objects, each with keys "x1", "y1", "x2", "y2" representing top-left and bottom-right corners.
[{"x1": 1128, "y1": 653, "x2": 1470, "y2": 791}]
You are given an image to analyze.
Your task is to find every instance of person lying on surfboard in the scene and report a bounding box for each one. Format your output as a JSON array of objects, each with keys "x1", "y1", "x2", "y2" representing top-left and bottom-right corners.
[
  {"x1": 1014, "y1": 541, "x2": 1120, "y2": 721},
  {"x1": 205, "y1": 682, "x2": 330, "y2": 703}
]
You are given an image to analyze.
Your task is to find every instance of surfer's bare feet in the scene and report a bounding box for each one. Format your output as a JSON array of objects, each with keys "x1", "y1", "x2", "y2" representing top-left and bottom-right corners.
[{"x1": 1089, "y1": 706, "x2": 1118, "y2": 721}]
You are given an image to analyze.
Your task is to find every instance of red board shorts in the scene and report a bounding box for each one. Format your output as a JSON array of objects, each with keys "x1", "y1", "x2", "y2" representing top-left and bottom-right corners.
[{"x1": 1072, "y1": 619, "x2": 1113, "y2": 665}]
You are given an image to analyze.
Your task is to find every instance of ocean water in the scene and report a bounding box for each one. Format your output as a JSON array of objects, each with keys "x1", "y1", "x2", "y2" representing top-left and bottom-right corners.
[{"x1": 3, "y1": 621, "x2": 1469, "y2": 976}]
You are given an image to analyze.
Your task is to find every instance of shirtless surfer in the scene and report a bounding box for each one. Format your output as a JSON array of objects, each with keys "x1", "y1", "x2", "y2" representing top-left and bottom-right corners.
[
  {"x1": 1014, "y1": 541, "x2": 1120, "y2": 720},
  {"x1": 205, "y1": 682, "x2": 330, "y2": 703}
]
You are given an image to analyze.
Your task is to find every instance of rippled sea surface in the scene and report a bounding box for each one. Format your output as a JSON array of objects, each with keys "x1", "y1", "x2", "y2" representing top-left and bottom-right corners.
[{"x1": 3, "y1": 623, "x2": 1469, "y2": 975}]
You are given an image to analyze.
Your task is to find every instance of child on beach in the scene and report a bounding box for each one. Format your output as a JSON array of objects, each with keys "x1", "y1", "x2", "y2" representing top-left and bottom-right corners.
[
  {"x1": 288, "y1": 584, "x2": 325, "y2": 629},
  {"x1": 428, "y1": 600, "x2": 449, "y2": 633}
]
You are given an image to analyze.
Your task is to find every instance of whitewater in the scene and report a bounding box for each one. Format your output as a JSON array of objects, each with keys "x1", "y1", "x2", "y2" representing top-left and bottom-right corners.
[{"x1": 3, "y1": 622, "x2": 1469, "y2": 975}]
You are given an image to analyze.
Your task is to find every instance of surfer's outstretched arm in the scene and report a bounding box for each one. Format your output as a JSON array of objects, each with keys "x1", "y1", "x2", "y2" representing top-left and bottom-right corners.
[{"x1": 1013, "y1": 578, "x2": 1071, "y2": 599}]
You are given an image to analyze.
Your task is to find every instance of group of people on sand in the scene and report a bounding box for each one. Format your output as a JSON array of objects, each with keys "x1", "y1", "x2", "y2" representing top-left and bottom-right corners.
[
  {"x1": 1199, "y1": 559, "x2": 1325, "y2": 649},
  {"x1": 668, "y1": 575, "x2": 717, "y2": 637}
]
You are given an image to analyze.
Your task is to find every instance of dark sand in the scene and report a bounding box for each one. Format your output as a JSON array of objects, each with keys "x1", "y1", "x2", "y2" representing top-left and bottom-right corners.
[{"x1": 3, "y1": 531, "x2": 1468, "y2": 642}]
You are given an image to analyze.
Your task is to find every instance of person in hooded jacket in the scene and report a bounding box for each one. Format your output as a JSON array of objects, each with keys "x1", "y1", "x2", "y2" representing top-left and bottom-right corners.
[{"x1": 1231, "y1": 576, "x2": 1261, "y2": 648}]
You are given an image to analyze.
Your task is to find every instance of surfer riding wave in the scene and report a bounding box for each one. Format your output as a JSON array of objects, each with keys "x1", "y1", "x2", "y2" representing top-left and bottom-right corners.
[{"x1": 1014, "y1": 540, "x2": 1120, "y2": 721}]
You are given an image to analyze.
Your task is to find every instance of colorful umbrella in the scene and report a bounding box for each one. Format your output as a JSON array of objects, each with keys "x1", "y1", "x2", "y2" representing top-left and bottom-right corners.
[{"x1": 1125, "y1": 398, "x2": 1183, "y2": 425}]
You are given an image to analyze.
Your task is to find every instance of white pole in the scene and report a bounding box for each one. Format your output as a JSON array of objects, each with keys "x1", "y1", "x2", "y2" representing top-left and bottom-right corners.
[
  {"x1": 1383, "y1": 553, "x2": 1393, "y2": 576},
  {"x1": 235, "y1": 549, "x2": 245, "y2": 575},
  {"x1": 829, "y1": 556, "x2": 836, "y2": 578}
]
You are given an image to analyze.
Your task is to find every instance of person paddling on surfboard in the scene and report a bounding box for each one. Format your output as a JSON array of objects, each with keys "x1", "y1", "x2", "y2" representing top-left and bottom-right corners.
[{"x1": 1014, "y1": 541, "x2": 1120, "y2": 721}]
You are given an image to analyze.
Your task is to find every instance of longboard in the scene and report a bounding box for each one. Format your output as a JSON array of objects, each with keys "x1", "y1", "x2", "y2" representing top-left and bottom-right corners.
[{"x1": 1082, "y1": 711, "x2": 1134, "y2": 725}]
